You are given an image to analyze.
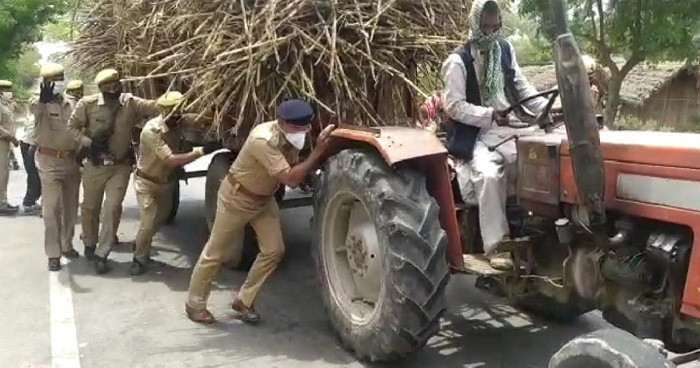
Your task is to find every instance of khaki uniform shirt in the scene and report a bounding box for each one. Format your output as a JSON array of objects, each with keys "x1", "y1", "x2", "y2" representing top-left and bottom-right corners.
[
  {"x1": 68, "y1": 93, "x2": 159, "y2": 161},
  {"x1": 137, "y1": 116, "x2": 185, "y2": 183},
  {"x1": 30, "y1": 94, "x2": 79, "y2": 152},
  {"x1": 0, "y1": 97, "x2": 15, "y2": 141},
  {"x1": 230, "y1": 121, "x2": 299, "y2": 196}
]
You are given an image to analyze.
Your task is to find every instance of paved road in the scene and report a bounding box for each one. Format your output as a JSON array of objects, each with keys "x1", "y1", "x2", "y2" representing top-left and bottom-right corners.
[{"x1": 0, "y1": 151, "x2": 612, "y2": 368}]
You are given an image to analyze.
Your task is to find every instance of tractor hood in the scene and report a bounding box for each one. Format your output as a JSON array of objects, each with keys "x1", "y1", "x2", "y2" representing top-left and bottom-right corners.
[{"x1": 561, "y1": 130, "x2": 700, "y2": 170}]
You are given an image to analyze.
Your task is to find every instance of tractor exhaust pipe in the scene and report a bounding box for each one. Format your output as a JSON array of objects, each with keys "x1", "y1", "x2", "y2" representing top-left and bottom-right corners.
[{"x1": 550, "y1": 0, "x2": 607, "y2": 232}]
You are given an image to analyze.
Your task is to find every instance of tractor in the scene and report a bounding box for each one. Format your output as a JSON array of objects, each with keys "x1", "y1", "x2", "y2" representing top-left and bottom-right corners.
[{"x1": 135, "y1": 0, "x2": 700, "y2": 364}]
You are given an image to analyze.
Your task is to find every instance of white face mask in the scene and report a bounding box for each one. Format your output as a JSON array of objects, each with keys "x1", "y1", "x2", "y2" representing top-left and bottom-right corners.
[
  {"x1": 1, "y1": 92, "x2": 12, "y2": 100},
  {"x1": 284, "y1": 132, "x2": 306, "y2": 150},
  {"x1": 53, "y1": 81, "x2": 66, "y2": 95}
]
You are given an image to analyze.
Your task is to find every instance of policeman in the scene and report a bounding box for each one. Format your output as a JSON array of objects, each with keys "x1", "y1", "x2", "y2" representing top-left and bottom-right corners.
[
  {"x1": 30, "y1": 63, "x2": 82, "y2": 271},
  {"x1": 185, "y1": 99, "x2": 335, "y2": 324},
  {"x1": 18, "y1": 90, "x2": 42, "y2": 216},
  {"x1": 65, "y1": 80, "x2": 84, "y2": 100},
  {"x1": 68, "y1": 68, "x2": 159, "y2": 274},
  {"x1": 0, "y1": 80, "x2": 19, "y2": 215},
  {"x1": 130, "y1": 91, "x2": 220, "y2": 276}
]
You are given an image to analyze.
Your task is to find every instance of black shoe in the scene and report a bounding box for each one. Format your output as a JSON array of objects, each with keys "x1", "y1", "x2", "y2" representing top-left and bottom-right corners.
[
  {"x1": 84, "y1": 246, "x2": 96, "y2": 261},
  {"x1": 62, "y1": 249, "x2": 80, "y2": 260},
  {"x1": 0, "y1": 204, "x2": 18, "y2": 216},
  {"x1": 48, "y1": 258, "x2": 61, "y2": 272},
  {"x1": 129, "y1": 259, "x2": 146, "y2": 276},
  {"x1": 93, "y1": 257, "x2": 111, "y2": 275}
]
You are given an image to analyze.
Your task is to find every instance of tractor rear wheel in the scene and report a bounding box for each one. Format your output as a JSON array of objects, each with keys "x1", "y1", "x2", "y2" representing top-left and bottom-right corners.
[
  {"x1": 313, "y1": 148, "x2": 449, "y2": 362},
  {"x1": 549, "y1": 329, "x2": 674, "y2": 368}
]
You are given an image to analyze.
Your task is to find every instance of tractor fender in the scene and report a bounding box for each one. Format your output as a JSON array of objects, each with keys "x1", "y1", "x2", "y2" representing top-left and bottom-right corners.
[
  {"x1": 329, "y1": 125, "x2": 447, "y2": 165},
  {"x1": 327, "y1": 125, "x2": 464, "y2": 272}
]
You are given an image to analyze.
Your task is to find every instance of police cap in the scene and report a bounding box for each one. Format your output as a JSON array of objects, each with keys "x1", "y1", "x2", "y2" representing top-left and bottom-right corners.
[
  {"x1": 67, "y1": 80, "x2": 84, "y2": 90},
  {"x1": 40, "y1": 63, "x2": 65, "y2": 79},
  {"x1": 0, "y1": 80, "x2": 12, "y2": 88},
  {"x1": 94, "y1": 69, "x2": 120, "y2": 85},
  {"x1": 157, "y1": 91, "x2": 184, "y2": 107},
  {"x1": 276, "y1": 99, "x2": 314, "y2": 126}
]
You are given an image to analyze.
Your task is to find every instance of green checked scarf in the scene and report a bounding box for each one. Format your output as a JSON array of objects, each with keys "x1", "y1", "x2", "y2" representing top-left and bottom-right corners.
[{"x1": 468, "y1": 0, "x2": 503, "y2": 104}]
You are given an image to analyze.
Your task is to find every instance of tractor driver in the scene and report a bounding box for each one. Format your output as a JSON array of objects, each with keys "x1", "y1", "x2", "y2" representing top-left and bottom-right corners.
[{"x1": 441, "y1": 0, "x2": 553, "y2": 270}]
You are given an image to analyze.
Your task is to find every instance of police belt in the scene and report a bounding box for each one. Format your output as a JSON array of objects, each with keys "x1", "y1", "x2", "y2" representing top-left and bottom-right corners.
[
  {"x1": 226, "y1": 174, "x2": 272, "y2": 201},
  {"x1": 37, "y1": 146, "x2": 75, "y2": 159},
  {"x1": 135, "y1": 169, "x2": 171, "y2": 185}
]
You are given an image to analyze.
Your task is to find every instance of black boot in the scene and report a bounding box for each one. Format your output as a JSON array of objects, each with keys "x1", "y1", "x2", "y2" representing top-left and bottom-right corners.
[
  {"x1": 48, "y1": 258, "x2": 61, "y2": 272},
  {"x1": 62, "y1": 249, "x2": 80, "y2": 260},
  {"x1": 84, "y1": 246, "x2": 96, "y2": 261},
  {"x1": 93, "y1": 256, "x2": 111, "y2": 275},
  {"x1": 129, "y1": 259, "x2": 146, "y2": 276}
]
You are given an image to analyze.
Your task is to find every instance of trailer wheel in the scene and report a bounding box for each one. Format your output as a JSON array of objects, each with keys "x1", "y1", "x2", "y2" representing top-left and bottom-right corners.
[
  {"x1": 313, "y1": 149, "x2": 449, "y2": 362},
  {"x1": 165, "y1": 180, "x2": 180, "y2": 224},
  {"x1": 549, "y1": 329, "x2": 674, "y2": 368},
  {"x1": 204, "y1": 151, "x2": 257, "y2": 270}
]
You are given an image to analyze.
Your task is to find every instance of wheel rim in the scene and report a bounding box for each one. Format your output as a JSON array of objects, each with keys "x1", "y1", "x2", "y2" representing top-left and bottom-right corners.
[{"x1": 322, "y1": 190, "x2": 384, "y2": 325}]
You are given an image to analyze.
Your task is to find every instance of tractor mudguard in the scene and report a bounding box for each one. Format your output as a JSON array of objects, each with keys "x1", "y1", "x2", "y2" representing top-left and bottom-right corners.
[
  {"x1": 329, "y1": 124, "x2": 447, "y2": 165},
  {"x1": 328, "y1": 125, "x2": 464, "y2": 271}
]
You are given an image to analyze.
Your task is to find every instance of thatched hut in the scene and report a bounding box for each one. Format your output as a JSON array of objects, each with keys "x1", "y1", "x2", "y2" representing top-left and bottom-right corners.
[{"x1": 521, "y1": 62, "x2": 700, "y2": 129}]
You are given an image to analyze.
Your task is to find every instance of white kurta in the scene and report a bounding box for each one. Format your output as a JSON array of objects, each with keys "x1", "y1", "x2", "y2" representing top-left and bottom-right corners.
[{"x1": 441, "y1": 41, "x2": 549, "y2": 254}]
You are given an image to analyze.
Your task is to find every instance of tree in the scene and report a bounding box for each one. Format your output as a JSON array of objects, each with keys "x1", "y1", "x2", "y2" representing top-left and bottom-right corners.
[
  {"x1": 520, "y1": 0, "x2": 700, "y2": 125},
  {"x1": 0, "y1": 0, "x2": 67, "y2": 89},
  {"x1": 502, "y1": 10, "x2": 554, "y2": 66}
]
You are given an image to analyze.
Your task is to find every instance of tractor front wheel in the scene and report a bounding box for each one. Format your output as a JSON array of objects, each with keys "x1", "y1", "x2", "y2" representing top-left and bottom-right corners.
[
  {"x1": 549, "y1": 329, "x2": 674, "y2": 368},
  {"x1": 313, "y1": 149, "x2": 449, "y2": 362}
]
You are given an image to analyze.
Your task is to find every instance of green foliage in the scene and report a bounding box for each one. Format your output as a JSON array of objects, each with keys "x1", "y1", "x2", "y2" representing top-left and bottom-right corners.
[
  {"x1": 519, "y1": 0, "x2": 700, "y2": 125},
  {"x1": 615, "y1": 115, "x2": 676, "y2": 132},
  {"x1": 502, "y1": 7, "x2": 553, "y2": 65},
  {"x1": 2, "y1": 45, "x2": 40, "y2": 99},
  {"x1": 43, "y1": 16, "x2": 75, "y2": 42},
  {"x1": 0, "y1": 0, "x2": 68, "y2": 70},
  {"x1": 0, "y1": 0, "x2": 68, "y2": 98}
]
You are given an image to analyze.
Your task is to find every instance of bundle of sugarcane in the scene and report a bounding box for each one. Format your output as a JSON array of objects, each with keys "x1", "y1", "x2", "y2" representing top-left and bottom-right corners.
[{"x1": 69, "y1": 0, "x2": 470, "y2": 137}]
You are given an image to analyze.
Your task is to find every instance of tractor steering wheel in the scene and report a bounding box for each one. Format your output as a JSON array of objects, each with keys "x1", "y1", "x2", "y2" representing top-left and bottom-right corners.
[
  {"x1": 501, "y1": 87, "x2": 560, "y2": 129},
  {"x1": 486, "y1": 88, "x2": 561, "y2": 152}
]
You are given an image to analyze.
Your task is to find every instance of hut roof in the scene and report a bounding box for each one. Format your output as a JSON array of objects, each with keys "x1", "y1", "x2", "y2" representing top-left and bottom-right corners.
[{"x1": 521, "y1": 62, "x2": 699, "y2": 107}]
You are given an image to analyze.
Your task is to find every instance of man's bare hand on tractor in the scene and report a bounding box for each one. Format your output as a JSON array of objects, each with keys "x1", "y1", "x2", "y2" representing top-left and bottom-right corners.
[
  {"x1": 314, "y1": 124, "x2": 336, "y2": 153},
  {"x1": 492, "y1": 109, "x2": 509, "y2": 126}
]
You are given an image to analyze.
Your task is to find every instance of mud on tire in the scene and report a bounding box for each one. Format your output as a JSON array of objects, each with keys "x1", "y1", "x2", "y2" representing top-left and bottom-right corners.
[{"x1": 312, "y1": 148, "x2": 450, "y2": 362}]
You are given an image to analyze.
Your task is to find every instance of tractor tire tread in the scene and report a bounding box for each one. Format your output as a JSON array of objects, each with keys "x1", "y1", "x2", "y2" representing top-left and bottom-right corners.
[{"x1": 313, "y1": 148, "x2": 449, "y2": 362}]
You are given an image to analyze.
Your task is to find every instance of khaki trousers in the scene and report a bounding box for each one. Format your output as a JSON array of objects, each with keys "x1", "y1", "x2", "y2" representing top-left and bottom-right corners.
[
  {"x1": 0, "y1": 140, "x2": 9, "y2": 204},
  {"x1": 36, "y1": 153, "x2": 81, "y2": 258},
  {"x1": 187, "y1": 177, "x2": 284, "y2": 310},
  {"x1": 133, "y1": 176, "x2": 173, "y2": 263},
  {"x1": 80, "y1": 163, "x2": 132, "y2": 258}
]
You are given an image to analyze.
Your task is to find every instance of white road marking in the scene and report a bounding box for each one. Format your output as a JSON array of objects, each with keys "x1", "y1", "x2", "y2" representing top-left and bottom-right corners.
[{"x1": 49, "y1": 264, "x2": 81, "y2": 368}]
